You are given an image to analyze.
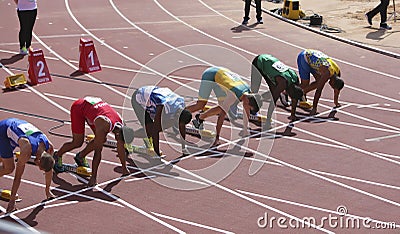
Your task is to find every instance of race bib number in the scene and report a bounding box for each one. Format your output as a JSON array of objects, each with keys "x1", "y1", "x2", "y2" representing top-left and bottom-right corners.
[
  {"x1": 272, "y1": 61, "x2": 289, "y2": 73},
  {"x1": 18, "y1": 123, "x2": 41, "y2": 136},
  {"x1": 84, "y1": 96, "x2": 102, "y2": 105}
]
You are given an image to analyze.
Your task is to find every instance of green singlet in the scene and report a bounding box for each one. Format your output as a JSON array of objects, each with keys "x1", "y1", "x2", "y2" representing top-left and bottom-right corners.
[{"x1": 256, "y1": 54, "x2": 299, "y2": 87}]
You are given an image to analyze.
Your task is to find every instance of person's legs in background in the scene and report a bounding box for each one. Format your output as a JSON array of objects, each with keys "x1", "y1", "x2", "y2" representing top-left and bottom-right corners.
[
  {"x1": 242, "y1": 0, "x2": 251, "y2": 25},
  {"x1": 255, "y1": 0, "x2": 263, "y2": 24},
  {"x1": 366, "y1": 0, "x2": 391, "y2": 29}
]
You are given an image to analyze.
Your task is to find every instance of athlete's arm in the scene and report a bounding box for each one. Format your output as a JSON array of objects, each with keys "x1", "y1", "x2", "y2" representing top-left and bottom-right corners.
[
  {"x1": 88, "y1": 118, "x2": 108, "y2": 187},
  {"x1": 153, "y1": 105, "x2": 164, "y2": 156},
  {"x1": 7, "y1": 138, "x2": 31, "y2": 213},
  {"x1": 310, "y1": 66, "x2": 330, "y2": 115}
]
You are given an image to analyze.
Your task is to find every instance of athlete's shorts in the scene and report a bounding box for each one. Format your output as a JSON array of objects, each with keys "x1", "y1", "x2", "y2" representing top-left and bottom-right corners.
[
  {"x1": 0, "y1": 131, "x2": 48, "y2": 159},
  {"x1": 297, "y1": 51, "x2": 313, "y2": 81},
  {"x1": 198, "y1": 67, "x2": 227, "y2": 101},
  {"x1": 0, "y1": 135, "x2": 14, "y2": 159}
]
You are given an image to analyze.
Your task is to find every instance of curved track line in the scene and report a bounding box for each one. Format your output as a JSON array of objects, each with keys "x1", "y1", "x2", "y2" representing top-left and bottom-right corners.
[
  {"x1": 62, "y1": 3, "x2": 332, "y2": 229},
  {"x1": 62, "y1": 0, "x2": 396, "y2": 230},
  {"x1": 108, "y1": 0, "x2": 399, "y2": 210},
  {"x1": 70, "y1": 174, "x2": 185, "y2": 234},
  {"x1": 216, "y1": 129, "x2": 400, "y2": 208}
]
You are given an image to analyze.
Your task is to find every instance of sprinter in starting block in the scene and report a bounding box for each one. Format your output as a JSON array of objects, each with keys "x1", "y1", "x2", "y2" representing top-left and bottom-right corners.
[
  {"x1": 297, "y1": 49, "x2": 344, "y2": 115},
  {"x1": 186, "y1": 66, "x2": 261, "y2": 146},
  {"x1": 131, "y1": 86, "x2": 192, "y2": 157},
  {"x1": 53, "y1": 97, "x2": 134, "y2": 187},
  {"x1": 0, "y1": 118, "x2": 55, "y2": 213},
  {"x1": 251, "y1": 54, "x2": 304, "y2": 124}
]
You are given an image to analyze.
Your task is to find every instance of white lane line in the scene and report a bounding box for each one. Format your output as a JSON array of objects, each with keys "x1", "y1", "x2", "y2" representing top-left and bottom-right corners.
[
  {"x1": 256, "y1": 134, "x2": 349, "y2": 150},
  {"x1": 356, "y1": 103, "x2": 380, "y2": 109},
  {"x1": 375, "y1": 152, "x2": 400, "y2": 160},
  {"x1": 44, "y1": 201, "x2": 79, "y2": 209},
  {"x1": 195, "y1": 154, "x2": 284, "y2": 167},
  {"x1": 217, "y1": 132, "x2": 400, "y2": 208},
  {"x1": 124, "y1": 175, "x2": 156, "y2": 182},
  {"x1": 85, "y1": 5, "x2": 390, "y2": 230},
  {"x1": 152, "y1": 212, "x2": 235, "y2": 234},
  {"x1": 65, "y1": 152, "x2": 209, "y2": 186},
  {"x1": 5, "y1": 27, "x2": 180, "y2": 233},
  {"x1": 310, "y1": 169, "x2": 400, "y2": 191},
  {"x1": 0, "y1": 206, "x2": 39, "y2": 233},
  {"x1": 237, "y1": 189, "x2": 400, "y2": 228},
  {"x1": 364, "y1": 105, "x2": 400, "y2": 113},
  {"x1": 3, "y1": 175, "x2": 125, "y2": 208},
  {"x1": 70, "y1": 173, "x2": 185, "y2": 234},
  {"x1": 365, "y1": 133, "x2": 400, "y2": 142},
  {"x1": 63, "y1": 1, "x2": 390, "y2": 232},
  {"x1": 38, "y1": 33, "x2": 89, "y2": 39},
  {"x1": 0, "y1": 64, "x2": 71, "y2": 115}
]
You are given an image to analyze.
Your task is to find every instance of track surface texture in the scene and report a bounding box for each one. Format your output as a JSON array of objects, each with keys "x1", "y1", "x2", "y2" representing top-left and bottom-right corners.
[{"x1": 0, "y1": 0, "x2": 399, "y2": 233}]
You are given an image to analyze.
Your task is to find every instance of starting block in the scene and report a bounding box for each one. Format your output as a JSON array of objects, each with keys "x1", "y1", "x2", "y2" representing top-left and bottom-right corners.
[
  {"x1": 0, "y1": 189, "x2": 20, "y2": 202},
  {"x1": 299, "y1": 101, "x2": 313, "y2": 109},
  {"x1": 203, "y1": 105, "x2": 268, "y2": 123},
  {"x1": 4, "y1": 74, "x2": 27, "y2": 89},
  {"x1": 63, "y1": 164, "x2": 92, "y2": 177},
  {"x1": 125, "y1": 144, "x2": 163, "y2": 157},
  {"x1": 86, "y1": 135, "x2": 163, "y2": 157},
  {"x1": 185, "y1": 126, "x2": 216, "y2": 138}
]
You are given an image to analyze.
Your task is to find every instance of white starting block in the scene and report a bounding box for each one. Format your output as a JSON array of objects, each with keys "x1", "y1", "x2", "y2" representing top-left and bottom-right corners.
[
  {"x1": 86, "y1": 135, "x2": 163, "y2": 157},
  {"x1": 203, "y1": 105, "x2": 268, "y2": 123},
  {"x1": 185, "y1": 126, "x2": 216, "y2": 138},
  {"x1": 0, "y1": 189, "x2": 21, "y2": 202},
  {"x1": 63, "y1": 164, "x2": 92, "y2": 177}
]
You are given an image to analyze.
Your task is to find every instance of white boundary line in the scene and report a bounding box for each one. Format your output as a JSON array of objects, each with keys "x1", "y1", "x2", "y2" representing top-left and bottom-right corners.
[
  {"x1": 152, "y1": 212, "x2": 235, "y2": 234},
  {"x1": 310, "y1": 169, "x2": 400, "y2": 191},
  {"x1": 68, "y1": 173, "x2": 185, "y2": 233}
]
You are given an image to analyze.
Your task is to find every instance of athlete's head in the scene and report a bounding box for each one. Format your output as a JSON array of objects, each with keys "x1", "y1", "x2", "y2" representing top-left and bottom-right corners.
[
  {"x1": 178, "y1": 109, "x2": 192, "y2": 125},
  {"x1": 39, "y1": 152, "x2": 55, "y2": 172},
  {"x1": 330, "y1": 75, "x2": 344, "y2": 90},
  {"x1": 246, "y1": 93, "x2": 262, "y2": 113},
  {"x1": 287, "y1": 84, "x2": 304, "y2": 100}
]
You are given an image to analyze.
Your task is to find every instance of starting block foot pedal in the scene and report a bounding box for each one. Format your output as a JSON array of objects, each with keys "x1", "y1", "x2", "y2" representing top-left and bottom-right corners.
[
  {"x1": 299, "y1": 101, "x2": 312, "y2": 109},
  {"x1": 63, "y1": 164, "x2": 92, "y2": 177},
  {"x1": 0, "y1": 189, "x2": 21, "y2": 202},
  {"x1": 186, "y1": 126, "x2": 216, "y2": 138},
  {"x1": 4, "y1": 74, "x2": 27, "y2": 89},
  {"x1": 126, "y1": 144, "x2": 165, "y2": 158}
]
